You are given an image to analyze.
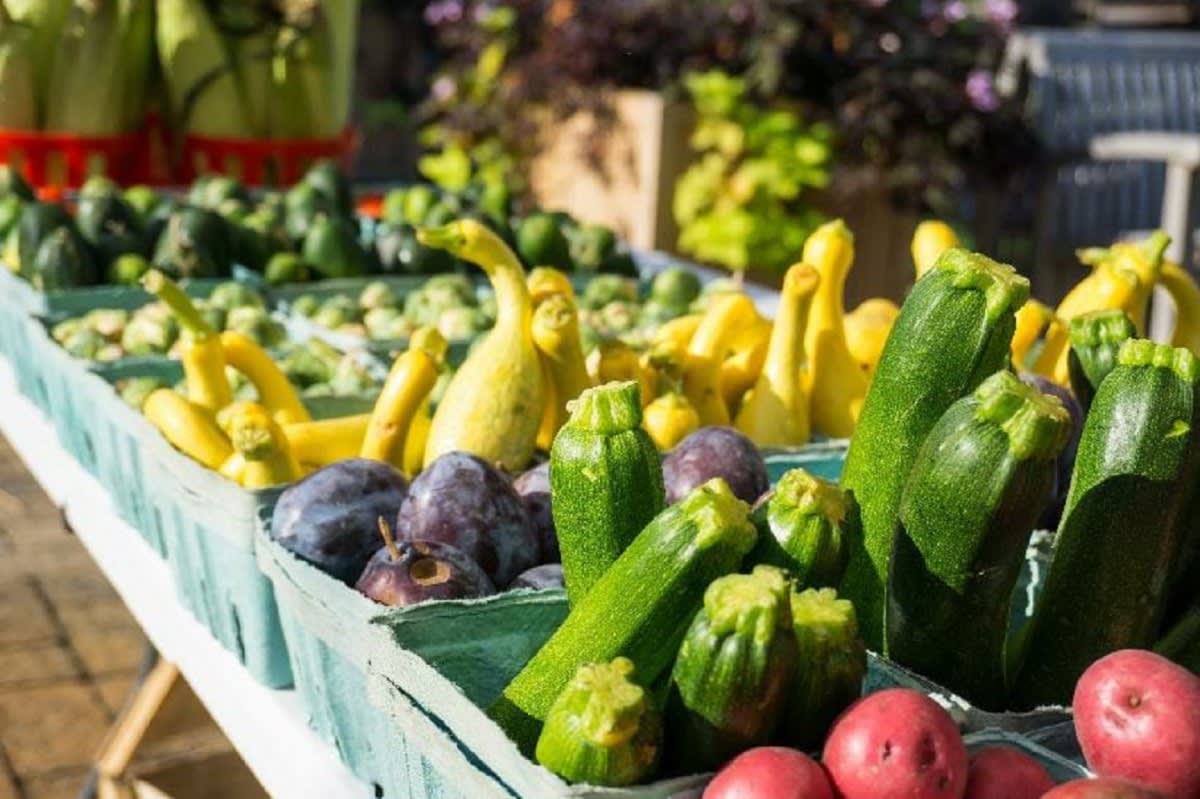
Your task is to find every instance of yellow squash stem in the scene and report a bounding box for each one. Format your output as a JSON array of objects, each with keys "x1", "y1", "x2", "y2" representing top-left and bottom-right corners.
[
  {"x1": 142, "y1": 388, "x2": 233, "y2": 470},
  {"x1": 219, "y1": 330, "x2": 311, "y2": 425},
  {"x1": 284, "y1": 414, "x2": 371, "y2": 468},
  {"x1": 218, "y1": 451, "x2": 246, "y2": 483},
  {"x1": 802, "y1": 220, "x2": 868, "y2": 437},
  {"x1": 1035, "y1": 231, "x2": 1170, "y2": 384},
  {"x1": 1160, "y1": 260, "x2": 1200, "y2": 355},
  {"x1": 1011, "y1": 299, "x2": 1057, "y2": 371},
  {"x1": 911, "y1": 220, "x2": 961, "y2": 280},
  {"x1": 361, "y1": 349, "x2": 439, "y2": 470},
  {"x1": 217, "y1": 402, "x2": 301, "y2": 489},
  {"x1": 735, "y1": 263, "x2": 820, "y2": 446},
  {"x1": 843, "y1": 297, "x2": 899, "y2": 377},
  {"x1": 719, "y1": 313, "x2": 772, "y2": 413},
  {"x1": 682, "y1": 292, "x2": 759, "y2": 426},
  {"x1": 141, "y1": 270, "x2": 232, "y2": 413},
  {"x1": 402, "y1": 326, "x2": 450, "y2": 475},
  {"x1": 528, "y1": 266, "x2": 575, "y2": 307},
  {"x1": 533, "y1": 293, "x2": 594, "y2": 448},
  {"x1": 650, "y1": 314, "x2": 702, "y2": 362},
  {"x1": 417, "y1": 220, "x2": 544, "y2": 472},
  {"x1": 586, "y1": 341, "x2": 656, "y2": 409}
]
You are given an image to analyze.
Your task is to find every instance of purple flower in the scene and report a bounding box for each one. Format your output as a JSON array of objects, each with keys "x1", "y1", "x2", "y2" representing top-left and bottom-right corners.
[
  {"x1": 943, "y1": 1, "x2": 968, "y2": 22},
  {"x1": 431, "y1": 76, "x2": 457, "y2": 103},
  {"x1": 966, "y1": 68, "x2": 999, "y2": 112},
  {"x1": 984, "y1": 0, "x2": 1018, "y2": 32},
  {"x1": 424, "y1": 0, "x2": 464, "y2": 27}
]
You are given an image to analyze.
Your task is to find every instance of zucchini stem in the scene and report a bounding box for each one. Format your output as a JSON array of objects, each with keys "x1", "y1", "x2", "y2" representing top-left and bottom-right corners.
[{"x1": 377, "y1": 517, "x2": 401, "y2": 562}]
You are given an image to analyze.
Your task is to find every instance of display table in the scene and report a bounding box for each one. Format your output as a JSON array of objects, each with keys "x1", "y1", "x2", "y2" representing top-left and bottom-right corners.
[{"x1": 0, "y1": 358, "x2": 368, "y2": 798}]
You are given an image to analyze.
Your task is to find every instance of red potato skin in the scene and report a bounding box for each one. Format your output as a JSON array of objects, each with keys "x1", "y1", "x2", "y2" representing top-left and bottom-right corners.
[
  {"x1": 703, "y1": 747, "x2": 834, "y2": 799},
  {"x1": 964, "y1": 746, "x2": 1055, "y2": 799},
  {"x1": 1073, "y1": 649, "x2": 1200, "y2": 799},
  {"x1": 821, "y1": 688, "x2": 968, "y2": 799},
  {"x1": 1041, "y1": 778, "x2": 1167, "y2": 799}
]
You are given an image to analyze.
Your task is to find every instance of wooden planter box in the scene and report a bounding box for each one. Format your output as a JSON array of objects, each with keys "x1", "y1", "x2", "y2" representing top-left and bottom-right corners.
[
  {"x1": 528, "y1": 89, "x2": 693, "y2": 251},
  {"x1": 528, "y1": 89, "x2": 918, "y2": 304}
]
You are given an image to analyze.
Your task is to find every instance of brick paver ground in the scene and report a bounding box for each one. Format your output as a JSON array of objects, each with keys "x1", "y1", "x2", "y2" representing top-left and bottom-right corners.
[{"x1": 0, "y1": 435, "x2": 262, "y2": 799}]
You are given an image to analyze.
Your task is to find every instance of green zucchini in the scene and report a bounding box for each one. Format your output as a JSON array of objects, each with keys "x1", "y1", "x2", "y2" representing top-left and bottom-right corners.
[
  {"x1": 1067, "y1": 309, "x2": 1135, "y2": 413},
  {"x1": 839, "y1": 248, "x2": 1029, "y2": 649},
  {"x1": 489, "y1": 478, "x2": 756, "y2": 755},
  {"x1": 1156, "y1": 605, "x2": 1200, "y2": 675},
  {"x1": 550, "y1": 380, "x2": 665, "y2": 604},
  {"x1": 782, "y1": 587, "x2": 866, "y2": 750},
  {"x1": 886, "y1": 370, "x2": 1070, "y2": 709},
  {"x1": 535, "y1": 657, "x2": 662, "y2": 786},
  {"x1": 1011, "y1": 340, "x2": 1200, "y2": 708},
  {"x1": 666, "y1": 565, "x2": 797, "y2": 772},
  {"x1": 747, "y1": 468, "x2": 848, "y2": 588}
]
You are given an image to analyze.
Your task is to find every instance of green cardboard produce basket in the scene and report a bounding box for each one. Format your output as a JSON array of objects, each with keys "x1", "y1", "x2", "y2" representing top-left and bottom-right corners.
[{"x1": 34, "y1": 349, "x2": 373, "y2": 689}]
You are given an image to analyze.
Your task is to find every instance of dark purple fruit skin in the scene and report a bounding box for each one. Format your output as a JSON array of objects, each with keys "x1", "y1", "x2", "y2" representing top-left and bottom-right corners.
[
  {"x1": 507, "y1": 563, "x2": 564, "y2": 591},
  {"x1": 395, "y1": 451, "x2": 539, "y2": 587},
  {"x1": 513, "y1": 461, "x2": 559, "y2": 563},
  {"x1": 663, "y1": 426, "x2": 769, "y2": 505},
  {"x1": 271, "y1": 458, "x2": 409, "y2": 585},
  {"x1": 1020, "y1": 373, "x2": 1083, "y2": 529},
  {"x1": 355, "y1": 539, "x2": 496, "y2": 607}
]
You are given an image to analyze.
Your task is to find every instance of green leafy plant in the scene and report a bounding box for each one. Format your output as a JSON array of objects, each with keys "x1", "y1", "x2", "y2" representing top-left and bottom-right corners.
[{"x1": 674, "y1": 70, "x2": 832, "y2": 276}]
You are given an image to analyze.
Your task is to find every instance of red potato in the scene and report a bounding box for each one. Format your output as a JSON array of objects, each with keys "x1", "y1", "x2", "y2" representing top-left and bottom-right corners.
[
  {"x1": 1041, "y1": 778, "x2": 1166, "y2": 799},
  {"x1": 703, "y1": 747, "x2": 833, "y2": 799},
  {"x1": 964, "y1": 746, "x2": 1056, "y2": 799},
  {"x1": 1073, "y1": 649, "x2": 1200, "y2": 799},
  {"x1": 822, "y1": 688, "x2": 968, "y2": 799}
]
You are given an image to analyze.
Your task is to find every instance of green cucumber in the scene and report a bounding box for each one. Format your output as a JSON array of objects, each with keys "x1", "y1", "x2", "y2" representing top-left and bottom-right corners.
[
  {"x1": 747, "y1": 468, "x2": 849, "y2": 588},
  {"x1": 666, "y1": 566, "x2": 797, "y2": 772},
  {"x1": 489, "y1": 478, "x2": 756, "y2": 755},
  {"x1": 535, "y1": 657, "x2": 662, "y2": 786},
  {"x1": 886, "y1": 370, "x2": 1070, "y2": 709},
  {"x1": 1067, "y1": 309, "x2": 1135, "y2": 413},
  {"x1": 839, "y1": 248, "x2": 1029, "y2": 649},
  {"x1": 550, "y1": 380, "x2": 665, "y2": 604},
  {"x1": 1011, "y1": 340, "x2": 1200, "y2": 708},
  {"x1": 783, "y1": 587, "x2": 866, "y2": 749}
]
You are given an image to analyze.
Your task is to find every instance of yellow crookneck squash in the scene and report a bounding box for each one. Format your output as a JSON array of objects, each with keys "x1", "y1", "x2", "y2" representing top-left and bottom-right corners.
[
  {"x1": 911, "y1": 220, "x2": 961, "y2": 280},
  {"x1": 734, "y1": 263, "x2": 820, "y2": 446},
  {"x1": 417, "y1": 220, "x2": 544, "y2": 472},
  {"x1": 1159, "y1": 260, "x2": 1200, "y2": 355},
  {"x1": 586, "y1": 340, "x2": 656, "y2": 408},
  {"x1": 216, "y1": 401, "x2": 302, "y2": 489},
  {"x1": 402, "y1": 327, "x2": 450, "y2": 476},
  {"x1": 843, "y1": 297, "x2": 899, "y2": 377},
  {"x1": 361, "y1": 339, "x2": 441, "y2": 473},
  {"x1": 1011, "y1": 299, "x2": 1057, "y2": 371},
  {"x1": 719, "y1": 312, "x2": 772, "y2": 413},
  {"x1": 681, "y1": 292, "x2": 760, "y2": 426},
  {"x1": 801, "y1": 220, "x2": 868, "y2": 438},
  {"x1": 1033, "y1": 231, "x2": 1170, "y2": 385},
  {"x1": 533, "y1": 293, "x2": 593, "y2": 450}
]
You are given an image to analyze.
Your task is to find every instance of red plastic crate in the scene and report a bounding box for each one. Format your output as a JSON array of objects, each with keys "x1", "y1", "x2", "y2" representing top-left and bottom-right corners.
[{"x1": 180, "y1": 128, "x2": 357, "y2": 186}]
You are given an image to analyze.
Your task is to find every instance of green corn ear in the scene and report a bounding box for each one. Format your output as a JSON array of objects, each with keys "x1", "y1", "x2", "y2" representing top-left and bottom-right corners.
[
  {"x1": 157, "y1": 0, "x2": 252, "y2": 137},
  {"x1": 7, "y1": 0, "x2": 68, "y2": 125},
  {"x1": 44, "y1": 0, "x2": 124, "y2": 135}
]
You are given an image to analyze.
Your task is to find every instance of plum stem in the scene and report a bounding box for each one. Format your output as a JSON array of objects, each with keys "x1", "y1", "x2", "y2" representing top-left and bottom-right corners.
[{"x1": 377, "y1": 517, "x2": 401, "y2": 562}]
